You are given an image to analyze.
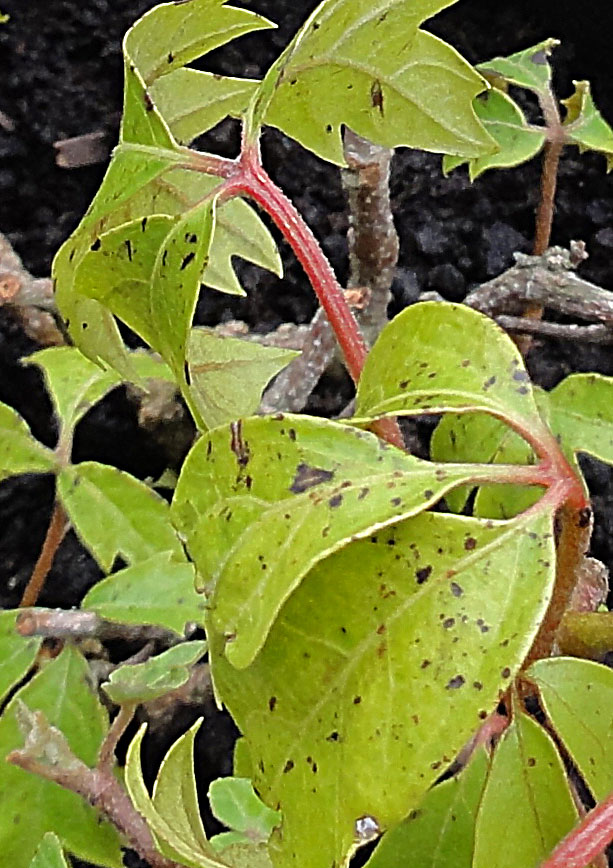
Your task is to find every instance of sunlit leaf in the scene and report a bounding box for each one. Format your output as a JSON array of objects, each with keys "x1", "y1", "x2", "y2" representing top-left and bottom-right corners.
[
  {"x1": 473, "y1": 710, "x2": 578, "y2": 868},
  {"x1": 253, "y1": 0, "x2": 495, "y2": 165},
  {"x1": 443, "y1": 88, "x2": 544, "y2": 178},
  {"x1": 0, "y1": 610, "x2": 41, "y2": 705},
  {"x1": 562, "y1": 80, "x2": 613, "y2": 171},
  {"x1": 0, "y1": 403, "x2": 55, "y2": 481},
  {"x1": 477, "y1": 38, "x2": 559, "y2": 96},
  {"x1": 187, "y1": 329, "x2": 298, "y2": 429},
  {"x1": 57, "y1": 461, "x2": 184, "y2": 571},
  {"x1": 209, "y1": 777, "x2": 281, "y2": 845},
  {"x1": 29, "y1": 833, "x2": 70, "y2": 868},
  {"x1": 171, "y1": 414, "x2": 518, "y2": 669},
  {"x1": 549, "y1": 373, "x2": 613, "y2": 464},
  {"x1": 527, "y1": 657, "x2": 613, "y2": 802},
  {"x1": 81, "y1": 552, "x2": 204, "y2": 634},
  {"x1": 365, "y1": 748, "x2": 489, "y2": 868},
  {"x1": 0, "y1": 646, "x2": 122, "y2": 868},
  {"x1": 209, "y1": 507, "x2": 555, "y2": 868},
  {"x1": 102, "y1": 641, "x2": 206, "y2": 704}
]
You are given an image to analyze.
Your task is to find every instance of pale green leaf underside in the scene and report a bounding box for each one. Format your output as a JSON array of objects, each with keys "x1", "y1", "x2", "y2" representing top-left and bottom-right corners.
[
  {"x1": 0, "y1": 646, "x2": 122, "y2": 868},
  {"x1": 0, "y1": 609, "x2": 42, "y2": 705},
  {"x1": 528, "y1": 657, "x2": 613, "y2": 802},
  {"x1": 477, "y1": 38, "x2": 560, "y2": 95},
  {"x1": 58, "y1": 461, "x2": 184, "y2": 572},
  {"x1": 102, "y1": 640, "x2": 206, "y2": 704},
  {"x1": 81, "y1": 552, "x2": 205, "y2": 634},
  {"x1": 365, "y1": 748, "x2": 489, "y2": 868},
  {"x1": 187, "y1": 329, "x2": 299, "y2": 430},
  {"x1": 208, "y1": 777, "x2": 281, "y2": 843},
  {"x1": 562, "y1": 81, "x2": 613, "y2": 171},
  {"x1": 354, "y1": 302, "x2": 544, "y2": 434},
  {"x1": 259, "y1": 0, "x2": 495, "y2": 166},
  {"x1": 29, "y1": 834, "x2": 70, "y2": 868},
  {"x1": 547, "y1": 373, "x2": 613, "y2": 464},
  {"x1": 0, "y1": 402, "x2": 55, "y2": 482},
  {"x1": 473, "y1": 711, "x2": 577, "y2": 868},
  {"x1": 209, "y1": 507, "x2": 555, "y2": 868},
  {"x1": 443, "y1": 88, "x2": 544, "y2": 179}
]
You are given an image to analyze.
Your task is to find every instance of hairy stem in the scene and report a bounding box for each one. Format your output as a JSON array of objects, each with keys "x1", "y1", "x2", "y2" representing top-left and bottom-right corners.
[
  {"x1": 539, "y1": 789, "x2": 613, "y2": 868},
  {"x1": 19, "y1": 499, "x2": 68, "y2": 608}
]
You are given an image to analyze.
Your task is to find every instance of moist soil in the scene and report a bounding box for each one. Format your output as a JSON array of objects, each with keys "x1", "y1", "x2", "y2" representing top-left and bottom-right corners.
[{"x1": 2, "y1": 2, "x2": 613, "y2": 865}]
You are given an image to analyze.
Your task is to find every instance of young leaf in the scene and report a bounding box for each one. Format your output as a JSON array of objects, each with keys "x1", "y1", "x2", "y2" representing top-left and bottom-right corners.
[
  {"x1": 0, "y1": 403, "x2": 55, "y2": 481},
  {"x1": 150, "y1": 68, "x2": 259, "y2": 145},
  {"x1": 26, "y1": 347, "x2": 124, "y2": 440},
  {"x1": 354, "y1": 302, "x2": 545, "y2": 436},
  {"x1": 208, "y1": 777, "x2": 281, "y2": 845},
  {"x1": 527, "y1": 657, "x2": 613, "y2": 802},
  {"x1": 125, "y1": 723, "x2": 228, "y2": 868},
  {"x1": 0, "y1": 646, "x2": 122, "y2": 868},
  {"x1": 171, "y1": 414, "x2": 517, "y2": 669},
  {"x1": 186, "y1": 329, "x2": 299, "y2": 429},
  {"x1": 208, "y1": 507, "x2": 556, "y2": 868},
  {"x1": 548, "y1": 374, "x2": 613, "y2": 467},
  {"x1": 477, "y1": 38, "x2": 560, "y2": 96},
  {"x1": 29, "y1": 834, "x2": 70, "y2": 868},
  {"x1": 81, "y1": 553, "x2": 205, "y2": 634},
  {"x1": 473, "y1": 710, "x2": 578, "y2": 868},
  {"x1": 0, "y1": 609, "x2": 41, "y2": 705},
  {"x1": 102, "y1": 640, "x2": 207, "y2": 704},
  {"x1": 364, "y1": 748, "x2": 489, "y2": 868},
  {"x1": 57, "y1": 461, "x2": 184, "y2": 571},
  {"x1": 562, "y1": 80, "x2": 613, "y2": 170},
  {"x1": 443, "y1": 88, "x2": 544, "y2": 179},
  {"x1": 253, "y1": 0, "x2": 495, "y2": 165}
]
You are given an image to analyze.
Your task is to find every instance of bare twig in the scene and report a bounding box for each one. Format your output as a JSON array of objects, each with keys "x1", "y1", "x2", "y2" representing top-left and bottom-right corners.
[
  {"x1": 16, "y1": 608, "x2": 180, "y2": 647},
  {"x1": 19, "y1": 501, "x2": 69, "y2": 608},
  {"x1": 495, "y1": 316, "x2": 613, "y2": 344},
  {"x1": 97, "y1": 703, "x2": 136, "y2": 773},
  {"x1": 54, "y1": 131, "x2": 110, "y2": 169}
]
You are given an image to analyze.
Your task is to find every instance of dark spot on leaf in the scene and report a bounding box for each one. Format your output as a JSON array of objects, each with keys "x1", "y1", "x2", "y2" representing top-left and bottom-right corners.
[
  {"x1": 370, "y1": 79, "x2": 384, "y2": 114},
  {"x1": 399, "y1": 380, "x2": 409, "y2": 389},
  {"x1": 329, "y1": 493, "x2": 343, "y2": 508},
  {"x1": 162, "y1": 250, "x2": 168, "y2": 267},
  {"x1": 206, "y1": 440, "x2": 212, "y2": 457},
  {"x1": 313, "y1": 20, "x2": 320, "y2": 29},
  {"x1": 423, "y1": 489, "x2": 434, "y2": 499},
  {"x1": 168, "y1": 51, "x2": 174, "y2": 63},
  {"x1": 464, "y1": 537, "x2": 477, "y2": 551},
  {"x1": 431, "y1": 761, "x2": 441, "y2": 770},
  {"x1": 461, "y1": 359, "x2": 471, "y2": 367},
  {"x1": 415, "y1": 566, "x2": 432, "y2": 584},
  {"x1": 578, "y1": 507, "x2": 592, "y2": 528},
  {"x1": 531, "y1": 49, "x2": 547, "y2": 64},
  {"x1": 290, "y1": 463, "x2": 334, "y2": 493},
  {"x1": 327, "y1": 731, "x2": 340, "y2": 742},
  {"x1": 376, "y1": 641, "x2": 387, "y2": 657},
  {"x1": 353, "y1": 696, "x2": 362, "y2": 705},
  {"x1": 446, "y1": 675, "x2": 465, "y2": 689},
  {"x1": 527, "y1": 757, "x2": 536, "y2": 766},
  {"x1": 443, "y1": 618, "x2": 455, "y2": 629},
  {"x1": 181, "y1": 251, "x2": 195, "y2": 270},
  {"x1": 479, "y1": 710, "x2": 488, "y2": 719},
  {"x1": 501, "y1": 667, "x2": 511, "y2": 678},
  {"x1": 230, "y1": 420, "x2": 250, "y2": 466},
  {"x1": 450, "y1": 582, "x2": 463, "y2": 597},
  {"x1": 124, "y1": 239, "x2": 133, "y2": 262},
  {"x1": 141, "y1": 217, "x2": 148, "y2": 232},
  {"x1": 376, "y1": 624, "x2": 386, "y2": 635},
  {"x1": 283, "y1": 760, "x2": 294, "y2": 773},
  {"x1": 517, "y1": 386, "x2": 529, "y2": 395},
  {"x1": 269, "y1": 696, "x2": 277, "y2": 711},
  {"x1": 421, "y1": 659, "x2": 431, "y2": 669},
  {"x1": 185, "y1": 232, "x2": 197, "y2": 243},
  {"x1": 513, "y1": 369, "x2": 529, "y2": 382},
  {"x1": 326, "y1": 124, "x2": 332, "y2": 132},
  {"x1": 144, "y1": 91, "x2": 154, "y2": 111},
  {"x1": 81, "y1": 322, "x2": 88, "y2": 330},
  {"x1": 408, "y1": 809, "x2": 420, "y2": 821},
  {"x1": 288, "y1": 428, "x2": 296, "y2": 441},
  {"x1": 90, "y1": 238, "x2": 101, "y2": 251},
  {"x1": 358, "y1": 487, "x2": 370, "y2": 500},
  {"x1": 473, "y1": 681, "x2": 483, "y2": 690},
  {"x1": 483, "y1": 375, "x2": 496, "y2": 390}
]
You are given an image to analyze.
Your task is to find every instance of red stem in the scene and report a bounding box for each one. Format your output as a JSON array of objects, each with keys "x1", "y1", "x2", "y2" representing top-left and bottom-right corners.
[{"x1": 540, "y1": 789, "x2": 613, "y2": 868}]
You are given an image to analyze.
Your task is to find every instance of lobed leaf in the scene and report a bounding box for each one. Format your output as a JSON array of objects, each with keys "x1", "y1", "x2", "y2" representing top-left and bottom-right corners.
[
  {"x1": 209, "y1": 777, "x2": 281, "y2": 847},
  {"x1": 477, "y1": 38, "x2": 559, "y2": 96},
  {"x1": 209, "y1": 507, "x2": 556, "y2": 868},
  {"x1": 562, "y1": 80, "x2": 613, "y2": 171},
  {"x1": 102, "y1": 641, "x2": 207, "y2": 705},
  {"x1": 364, "y1": 748, "x2": 489, "y2": 868},
  {"x1": 0, "y1": 609, "x2": 42, "y2": 705},
  {"x1": 81, "y1": 552, "x2": 205, "y2": 634},
  {"x1": 57, "y1": 461, "x2": 184, "y2": 572},
  {"x1": 473, "y1": 710, "x2": 578, "y2": 868},
  {"x1": 527, "y1": 657, "x2": 613, "y2": 802},
  {"x1": 0, "y1": 646, "x2": 122, "y2": 867},
  {"x1": 29, "y1": 834, "x2": 70, "y2": 868},
  {"x1": 171, "y1": 414, "x2": 516, "y2": 669},
  {"x1": 354, "y1": 302, "x2": 545, "y2": 435},
  {"x1": 443, "y1": 88, "x2": 544, "y2": 179},
  {"x1": 187, "y1": 329, "x2": 299, "y2": 430},
  {"x1": 0, "y1": 402, "x2": 55, "y2": 481},
  {"x1": 253, "y1": 0, "x2": 495, "y2": 165}
]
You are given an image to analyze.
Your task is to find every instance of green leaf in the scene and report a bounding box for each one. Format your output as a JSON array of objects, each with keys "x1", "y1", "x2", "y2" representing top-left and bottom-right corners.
[
  {"x1": 0, "y1": 402, "x2": 55, "y2": 481},
  {"x1": 171, "y1": 414, "x2": 520, "y2": 669},
  {"x1": 102, "y1": 640, "x2": 206, "y2": 704},
  {"x1": 26, "y1": 347, "x2": 124, "y2": 439},
  {"x1": 0, "y1": 610, "x2": 42, "y2": 705},
  {"x1": 81, "y1": 552, "x2": 205, "y2": 634},
  {"x1": 209, "y1": 777, "x2": 281, "y2": 845},
  {"x1": 354, "y1": 303, "x2": 545, "y2": 435},
  {"x1": 253, "y1": 0, "x2": 495, "y2": 165},
  {"x1": 562, "y1": 80, "x2": 613, "y2": 171},
  {"x1": 209, "y1": 506, "x2": 556, "y2": 868},
  {"x1": 430, "y1": 411, "x2": 540, "y2": 518},
  {"x1": 123, "y1": 0, "x2": 275, "y2": 87},
  {"x1": 125, "y1": 723, "x2": 229, "y2": 868},
  {"x1": 473, "y1": 710, "x2": 578, "y2": 868},
  {"x1": 210, "y1": 841, "x2": 273, "y2": 868},
  {"x1": 57, "y1": 461, "x2": 184, "y2": 572},
  {"x1": 527, "y1": 657, "x2": 613, "y2": 802},
  {"x1": 0, "y1": 646, "x2": 122, "y2": 868},
  {"x1": 443, "y1": 88, "x2": 544, "y2": 179},
  {"x1": 364, "y1": 748, "x2": 489, "y2": 868},
  {"x1": 548, "y1": 373, "x2": 613, "y2": 465},
  {"x1": 150, "y1": 68, "x2": 259, "y2": 145},
  {"x1": 29, "y1": 834, "x2": 70, "y2": 868},
  {"x1": 477, "y1": 38, "x2": 560, "y2": 96},
  {"x1": 187, "y1": 329, "x2": 298, "y2": 429}
]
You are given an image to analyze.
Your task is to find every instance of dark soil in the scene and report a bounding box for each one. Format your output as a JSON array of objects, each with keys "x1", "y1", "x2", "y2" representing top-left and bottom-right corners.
[{"x1": 1, "y1": 1, "x2": 613, "y2": 865}]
